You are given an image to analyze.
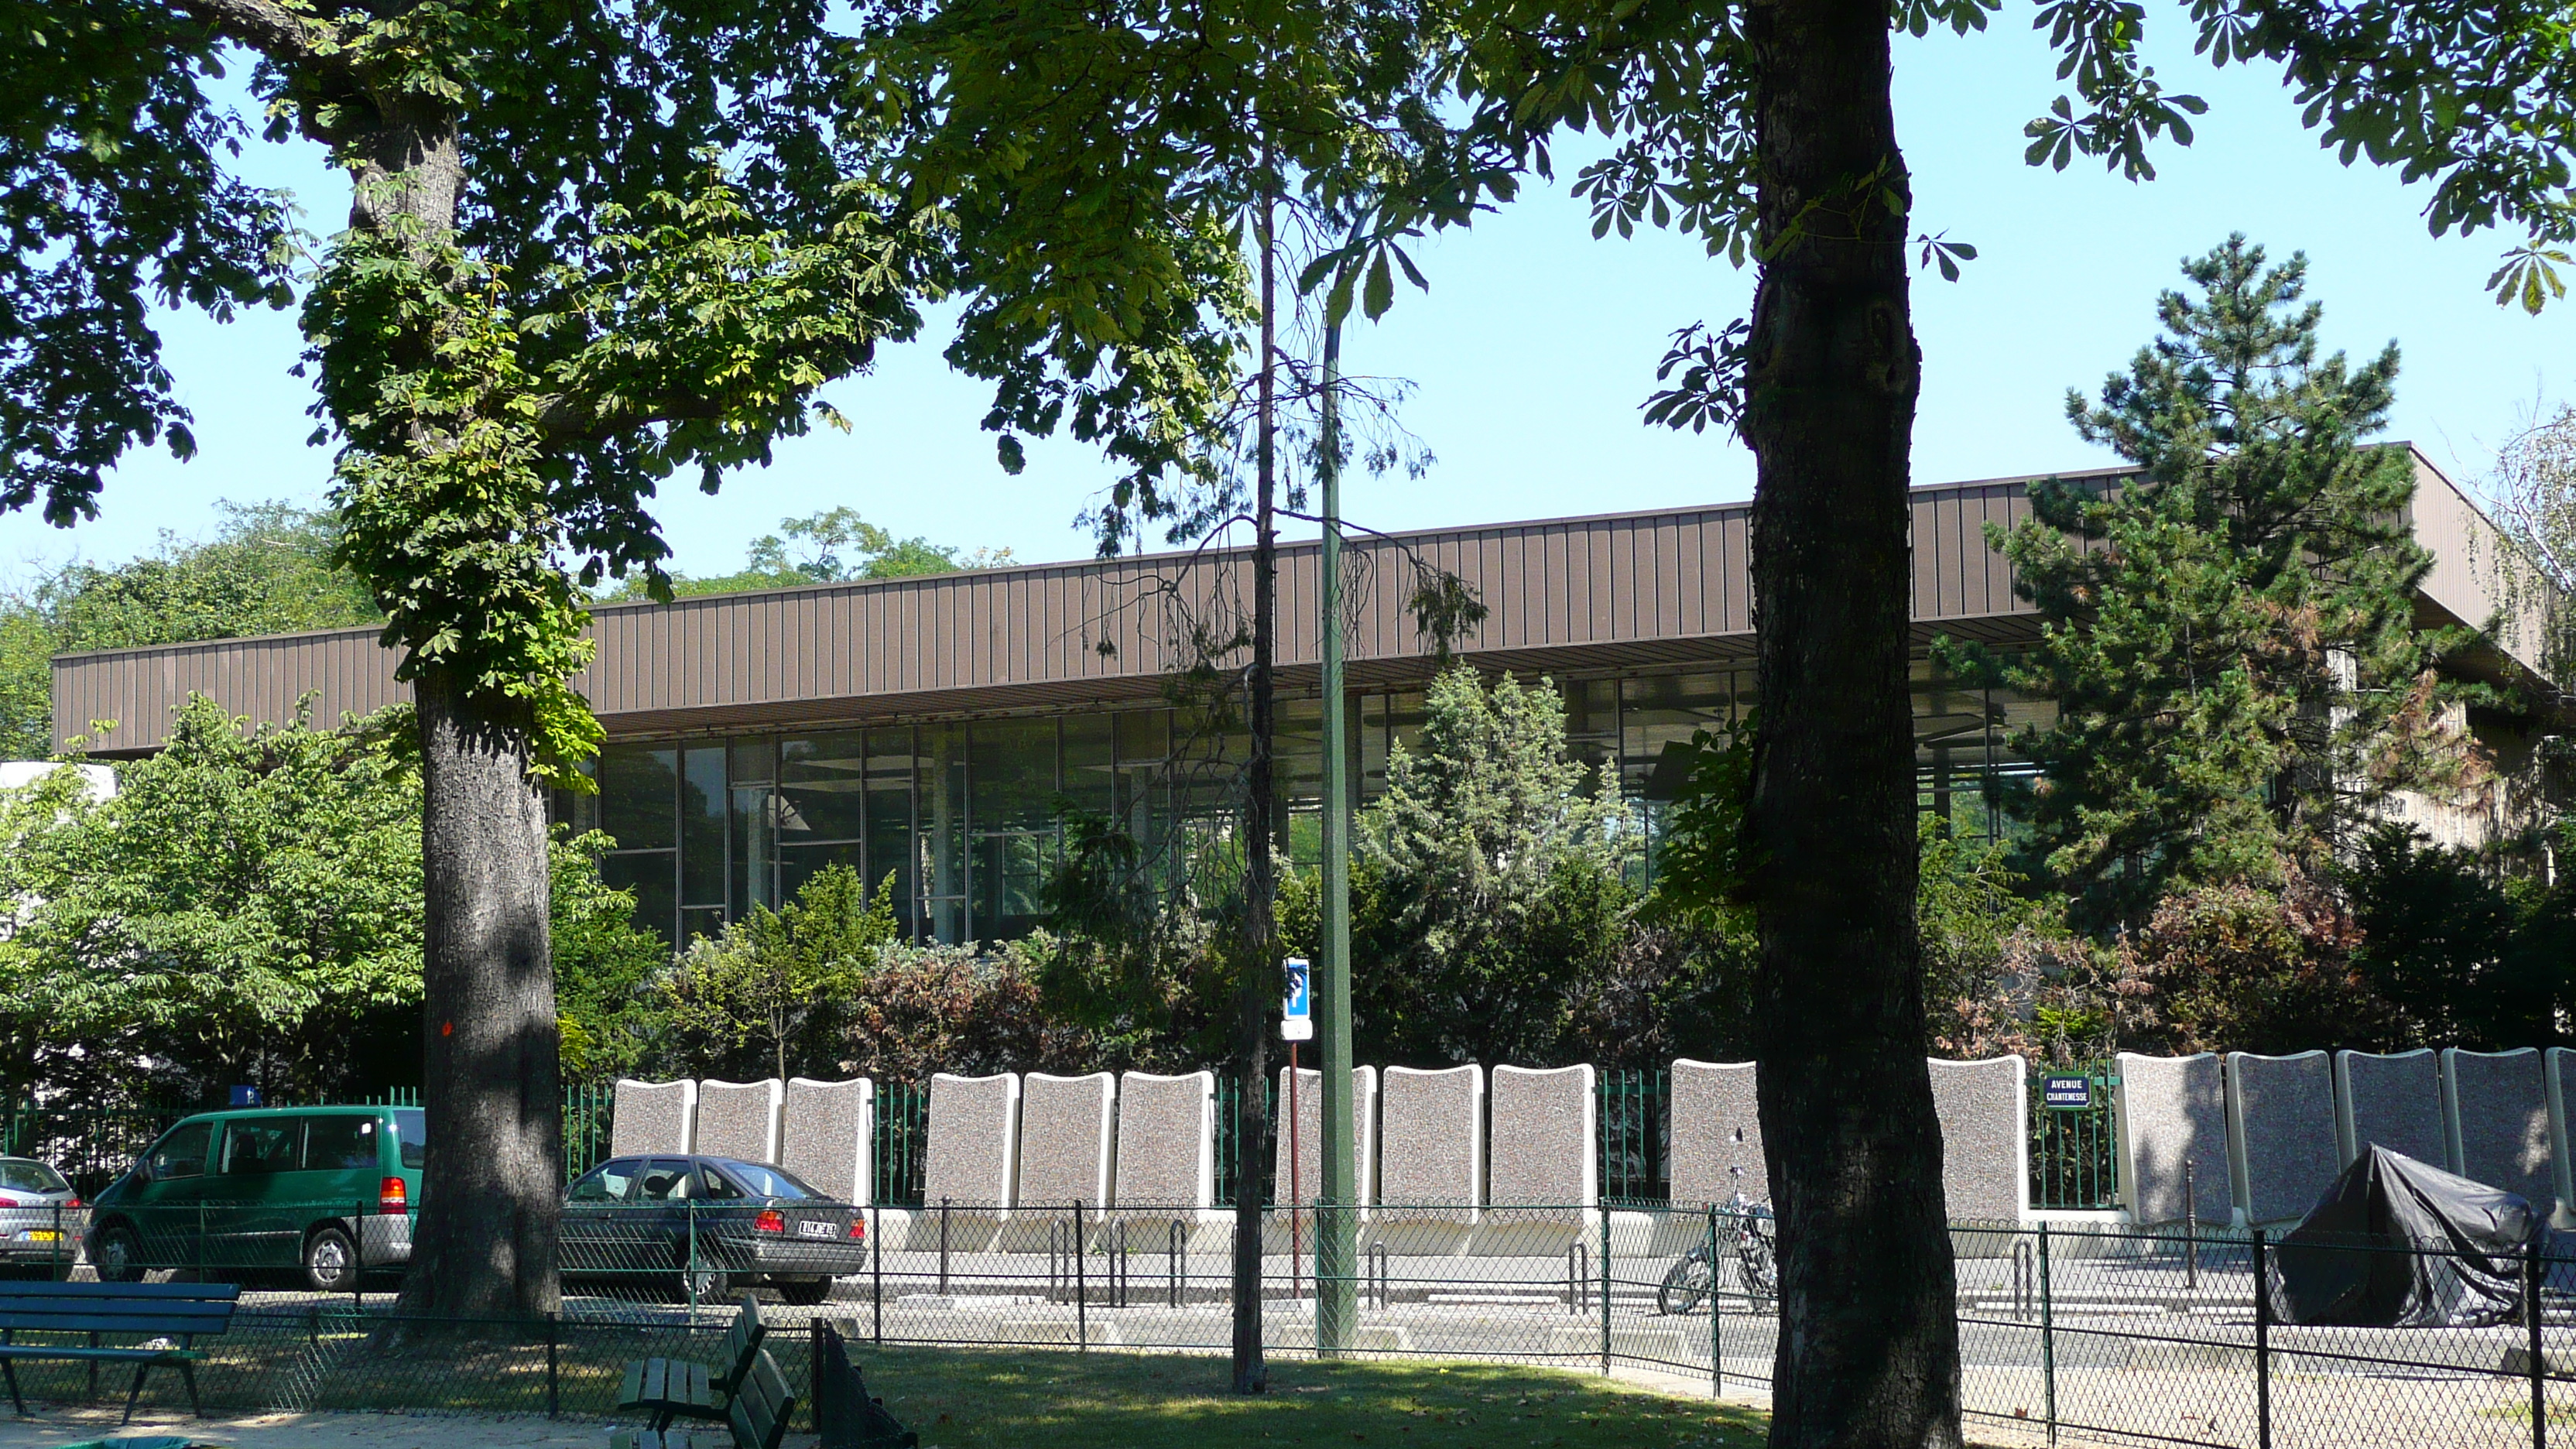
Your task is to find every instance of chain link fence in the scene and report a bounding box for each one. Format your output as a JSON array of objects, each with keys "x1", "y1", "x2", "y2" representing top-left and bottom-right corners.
[{"x1": 8, "y1": 1197, "x2": 2573, "y2": 1447}]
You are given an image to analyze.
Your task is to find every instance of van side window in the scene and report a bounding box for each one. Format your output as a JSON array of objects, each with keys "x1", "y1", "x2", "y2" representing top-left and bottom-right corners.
[
  {"x1": 222, "y1": 1119, "x2": 303, "y2": 1175},
  {"x1": 393, "y1": 1108, "x2": 426, "y2": 1170},
  {"x1": 147, "y1": 1122, "x2": 214, "y2": 1180},
  {"x1": 305, "y1": 1117, "x2": 380, "y2": 1171}
]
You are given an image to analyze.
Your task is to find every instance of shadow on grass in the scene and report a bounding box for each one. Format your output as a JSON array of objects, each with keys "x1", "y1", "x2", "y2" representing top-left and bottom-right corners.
[{"x1": 850, "y1": 1348, "x2": 1769, "y2": 1449}]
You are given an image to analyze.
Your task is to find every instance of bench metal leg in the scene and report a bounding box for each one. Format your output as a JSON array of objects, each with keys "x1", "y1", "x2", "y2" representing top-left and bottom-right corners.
[
  {"x1": 179, "y1": 1358, "x2": 202, "y2": 1419},
  {"x1": 121, "y1": 1361, "x2": 149, "y2": 1425},
  {"x1": 2, "y1": 1356, "x2": 26, "y2": 1417}
]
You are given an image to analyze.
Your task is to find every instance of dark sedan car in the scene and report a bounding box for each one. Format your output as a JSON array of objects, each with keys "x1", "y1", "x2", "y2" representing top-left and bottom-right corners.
[{"x1": 560, "y1": 1156, "x2": 865, "y2": 1306}]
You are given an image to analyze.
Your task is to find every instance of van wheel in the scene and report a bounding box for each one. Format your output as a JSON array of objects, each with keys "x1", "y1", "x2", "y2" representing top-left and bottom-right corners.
[
  {"x1": 303, "y1": 1225, "x2": 358, "y2": 1293},
  {"x1": 94, "y1": 1224, "x2": 145, "y2": 1283}
]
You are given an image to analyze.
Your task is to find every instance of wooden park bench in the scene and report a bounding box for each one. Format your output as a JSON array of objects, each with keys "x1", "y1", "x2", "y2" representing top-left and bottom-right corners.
[
  {"x1": 617, "y1": 1293, "x2": 765, "y2": 1431},
  {"x1": 611, "y1": 1345, "x2": 795, "y2": 1449},
  {"x1": 0, "y1": 1279, "x2": 241, "y2": 1423}
]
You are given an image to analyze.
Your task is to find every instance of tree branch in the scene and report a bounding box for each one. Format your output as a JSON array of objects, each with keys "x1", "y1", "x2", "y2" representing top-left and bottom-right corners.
[{"x1": 167, "y1": 0, "x2": 331, "y2": 68}]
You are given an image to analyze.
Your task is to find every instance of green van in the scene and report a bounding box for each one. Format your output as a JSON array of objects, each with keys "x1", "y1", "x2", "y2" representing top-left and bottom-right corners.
[{"x1": 84, "y1": 1105, "x2": 424, "y2": 1293}]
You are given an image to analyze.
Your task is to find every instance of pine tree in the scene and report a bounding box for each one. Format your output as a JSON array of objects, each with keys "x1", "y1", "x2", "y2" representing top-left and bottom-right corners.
[{"x1": 1971, "y1": 236, "x2": 2468, "y2": 930}]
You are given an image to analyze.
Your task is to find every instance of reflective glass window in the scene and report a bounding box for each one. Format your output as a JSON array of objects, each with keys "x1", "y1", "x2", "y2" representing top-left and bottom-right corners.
[
  {"x1": 1621, "y1": 672, "x2": 1735, "y2": 800},
  {"x1": 602, "y1": 851, "x2": 677, "y2": 945},
  {"x1": 970, "y1": 717, "x2": 1057, "y2": 834},
  {"x1": 1060, "y1": 713, "x2": 1115, "y2": 820},
  {"x1": 599, "y1": 746, "x2": 677, "y2": 852},
  {"x1": 780, "y1": 840, "x2": 867, "y2": 903},
  {"x1": 780, "y1": 733, "x2": 868, "y2": 844},
  {"x1": 917, "y1": 723, "x2": 968, "y2": 942},
  {"x1": 865, "y1": 728, "x2": 916, "y2": 937},
  {"x1": 680, "y1": 746, "x2": 726, "y2": 909}
]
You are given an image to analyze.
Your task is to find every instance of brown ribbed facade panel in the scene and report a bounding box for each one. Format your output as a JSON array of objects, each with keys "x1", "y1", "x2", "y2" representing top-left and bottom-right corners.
[{"x1": 87, "y1": 468, "x2": 2528, "y2": 755}]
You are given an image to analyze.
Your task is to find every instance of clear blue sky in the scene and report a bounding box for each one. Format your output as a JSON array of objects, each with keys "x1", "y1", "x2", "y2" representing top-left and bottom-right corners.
[{"x1": 5, "y1": 9, "x2": 2569, "y2": 584}]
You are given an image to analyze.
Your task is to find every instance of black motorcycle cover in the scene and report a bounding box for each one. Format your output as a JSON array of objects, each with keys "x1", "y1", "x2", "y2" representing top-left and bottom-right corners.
[{"x1": 2271, "y1": 1144, "x2": 2537, "y2": 1327}]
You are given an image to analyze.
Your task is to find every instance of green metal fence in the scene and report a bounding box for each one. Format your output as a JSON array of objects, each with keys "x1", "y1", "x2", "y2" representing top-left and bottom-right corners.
[{"x1": 2027, "y1": 1064, "x2": 2121, "y2": 1211}]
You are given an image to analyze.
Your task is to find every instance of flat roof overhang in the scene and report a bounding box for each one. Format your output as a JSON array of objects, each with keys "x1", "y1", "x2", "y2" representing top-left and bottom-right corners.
[{"x1": 49, "y1": 450, "x2": 2561, "y2": 755}]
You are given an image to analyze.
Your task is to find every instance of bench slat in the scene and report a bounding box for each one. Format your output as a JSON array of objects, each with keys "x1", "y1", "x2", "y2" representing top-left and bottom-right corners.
[
  {"x1": 0, "y1": 1282, "x2": 239, "y2": 1302},
  {"x1": 0, "y1": 1341, "x2": 200, "y2": 1351},
  {"x1": 0, "y1": 1308, "x2": 235, "y2": 1335}
]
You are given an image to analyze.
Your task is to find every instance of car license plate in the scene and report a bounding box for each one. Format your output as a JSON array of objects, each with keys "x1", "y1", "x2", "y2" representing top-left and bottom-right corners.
[
  {"x1": 796, "y1": 1221, "x2": 832, "y2": 1239},
  {"x1": 22, "y1": 1230, "x2": 59, "y2": 1242}
]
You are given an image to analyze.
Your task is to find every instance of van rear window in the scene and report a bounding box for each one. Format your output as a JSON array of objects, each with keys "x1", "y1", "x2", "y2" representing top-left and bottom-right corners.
[
  {"x1": 393, "y1": 1108, "x2": 426, "y2": 1170},
  {"x1": 305, "y1": 1116, "x2": 380, "y2": 1171}
]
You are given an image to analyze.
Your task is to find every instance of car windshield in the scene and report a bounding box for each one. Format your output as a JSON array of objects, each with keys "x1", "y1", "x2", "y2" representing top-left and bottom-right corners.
[
  {"x1": 392, "y1": 1108, "x2": 426, "y2": 1170},
  {"x1": 714, "y1": 1162, "x2": 818, "y2": 1201},
  {"x1": 0, "y1": 1160, "x2": 67, "y2": 1194}
]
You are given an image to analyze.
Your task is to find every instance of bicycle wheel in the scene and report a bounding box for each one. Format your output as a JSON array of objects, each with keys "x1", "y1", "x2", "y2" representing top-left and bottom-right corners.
[{"x1": 1658, "y1": 1251, "x2": 1714, "y2": 1316}]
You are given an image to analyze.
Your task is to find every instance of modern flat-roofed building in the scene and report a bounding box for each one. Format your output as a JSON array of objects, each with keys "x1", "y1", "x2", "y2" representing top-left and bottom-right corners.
[{"x1": 46, "y1": 450, "x2": 2562, "y2": 945}]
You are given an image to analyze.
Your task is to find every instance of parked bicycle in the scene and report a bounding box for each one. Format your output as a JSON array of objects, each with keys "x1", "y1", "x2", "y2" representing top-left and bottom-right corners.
[{"x1": 1660, "y1": 1162, "x2": 1777, "y2": 1315}]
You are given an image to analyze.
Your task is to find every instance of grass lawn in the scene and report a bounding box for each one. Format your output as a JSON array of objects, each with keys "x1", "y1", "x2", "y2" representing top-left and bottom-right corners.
[{"x1": 850, "y1": 1348, "x2": 1768, "y2": 1449}]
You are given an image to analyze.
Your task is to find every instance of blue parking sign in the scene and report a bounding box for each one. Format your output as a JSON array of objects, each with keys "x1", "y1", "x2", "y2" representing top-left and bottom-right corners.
[{"x1": 1281, "y1": 957, "x2": 1312, "y2": 1042}]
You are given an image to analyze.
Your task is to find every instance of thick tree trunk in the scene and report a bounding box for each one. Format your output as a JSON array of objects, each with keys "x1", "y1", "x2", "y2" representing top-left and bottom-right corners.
[
  {"x1": 397, "y1": 668, "x2": 564, "y2": 1319},
  {"x1": 1230, "y1": 188, "x2": 1280, "y2": 1397},
  {"x1": 1741, "y1": 2, "x2": 1961, "y2": 1446}
]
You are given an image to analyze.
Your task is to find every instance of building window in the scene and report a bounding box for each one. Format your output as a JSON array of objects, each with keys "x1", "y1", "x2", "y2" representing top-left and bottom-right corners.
[{"x1": 574, "y1": 656, "x2": 2054, "y2": 949}]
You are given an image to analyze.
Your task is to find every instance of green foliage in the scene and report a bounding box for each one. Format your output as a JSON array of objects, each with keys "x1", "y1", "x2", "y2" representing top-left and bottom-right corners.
[
  {"x1": 593, "y1": 507, "x2": 1012, "y2": 600},
  {"x1": 640, "y1": 865, "x2": 904, "y2": 1081},
  {"x1": 1649, "y1": 720, "x2": 1756, "y2": 927},
  {"x1": 0, "y1": 691, "x2": 679, "y2": 1101},
  {"x1": 1915, "y1": 820, "x2": 2132, "y2": 1064},
  {"x1": 0, "y1": 502, "x2": 381, "y2": 759},
  {"x1": 312, "y1": 173, "x2": 937, "y2": 779},
  {"x1": 2343, "y1": 823, "x2": 2576, "y2": 1049},
  {"x1": 0, "y1": 696, "x2": 422, "y2": 1106},
  {"x1": 1956, "y1": 238, "x2": 2467, "y2": 929},
  {"x1": 550, "y1": 828, "x2": 675, "y2": 1081},
  {"x1": 1326, "y1": 666, "x2": 1643, "y2": 1065},
  {"x1": 0, "y1": 2, "x2": 295, "y2": 526},
  {"x1": 2115, "y1": 875, "x2": 2393, "y2": 1056}
]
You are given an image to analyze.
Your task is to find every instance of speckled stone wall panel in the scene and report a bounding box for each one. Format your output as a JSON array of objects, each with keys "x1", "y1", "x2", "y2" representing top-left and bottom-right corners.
[
  {"x1": 1276, "y1": 1066, "x2": 1379, "y2": 1208},
  {"x1": 1488, "y1": 1064, "x2": 1595, "y2": 1214},
  {"x1": 1668, "y1": 1060, "x2": 1765, "y2": 1206},
  {"x1": 923, "y1": 1072, "x2": 1020, "y2": 1212},
  {"x1": 610, "y1": 1078, "x2": 696, "y2": 1159},
  {"x1": 1016, "y1": 1071, "x2": 1117, "y2": 1209},
  {"x1": 783, "y1": 1076, "x2": 873, "y2": 1204},
  {"x1": 1379, "y1": 1065, "x2": 1483, "y2": 1221},
  {"x1": 2549, "y1": 1050, "x2": 2576, "y2": 1220},
  {"x1": 2225, "y1": 1051, "x2": 2338, "y2": 1225},
  {"x1": 1930, "y1": 1057, "x2": 2027, "y2": 1224},
  {"x1": 694, "y1": 1078, "x2": 783, "y2": 1165},
  {"x1": 1113, "y1": 1070, "x2": 1214, "y2": 1210},
  {"x1": 2114, "y1": 1053, "x2": 2229, "y2": 1225},
  {"x1": 2335, "y1": 1050, "x2": 2445, "y2": 1170},
  {"x1": 2444, "y1": 1047, "x2": 2552, "y2": 1208}
]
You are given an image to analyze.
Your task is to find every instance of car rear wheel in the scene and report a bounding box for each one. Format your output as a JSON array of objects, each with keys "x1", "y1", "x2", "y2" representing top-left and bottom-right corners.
[
  {"x1": 303, "y1": 1225, "x2": 358, "y2": 1293},
  {"x1": 94, "y1": 1223, "x2": 145, "y2": 1283}
]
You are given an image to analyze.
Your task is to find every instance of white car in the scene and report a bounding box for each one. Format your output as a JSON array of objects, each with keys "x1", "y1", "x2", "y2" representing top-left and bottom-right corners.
[{"x1": 0, "y1": 1156, "x2": 83, "y2": 1274}]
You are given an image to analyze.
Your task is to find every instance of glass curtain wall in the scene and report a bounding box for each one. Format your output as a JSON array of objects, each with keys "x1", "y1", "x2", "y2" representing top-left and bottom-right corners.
[{"x1": 571, "y1": 659, "x2": 2050, "y2": 946}]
